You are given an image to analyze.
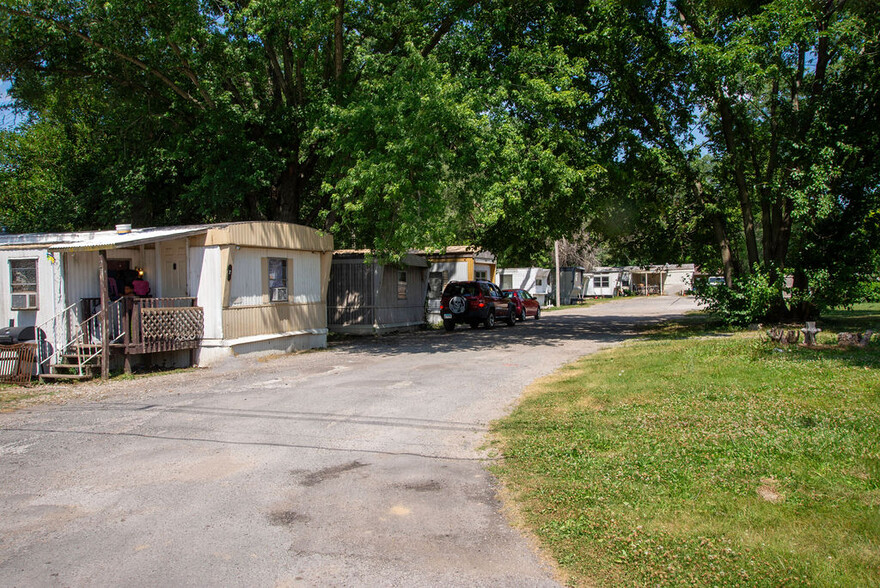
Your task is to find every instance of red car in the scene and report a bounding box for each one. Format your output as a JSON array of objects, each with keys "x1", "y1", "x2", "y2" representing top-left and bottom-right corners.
[
  {"x1": 503, "y1": 289, "x2": 541, "y2": 321},
  {"x1": 440, "y1": 280, "x2": 516, "y2": 331}
]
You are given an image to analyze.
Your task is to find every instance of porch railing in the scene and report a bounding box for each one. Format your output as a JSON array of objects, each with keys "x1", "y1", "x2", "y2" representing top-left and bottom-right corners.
[
  {"x1": 125, "y1": 297, "x2": 203, "y2": 352},
  {"x1": 37, "y1": 298, "x2": 126, "y2": 377},
  {"x1": 36, "y1": 301, "x2": 79, "y2": 373}
]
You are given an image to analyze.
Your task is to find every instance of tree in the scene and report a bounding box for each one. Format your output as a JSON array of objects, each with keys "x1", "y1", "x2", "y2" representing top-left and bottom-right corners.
[
  {"x1": 0, "y1": 0, "x2": 497, "y2": 252},
  {"x1": 542, "y1": 0, "x2": 880, "y2": 317}
]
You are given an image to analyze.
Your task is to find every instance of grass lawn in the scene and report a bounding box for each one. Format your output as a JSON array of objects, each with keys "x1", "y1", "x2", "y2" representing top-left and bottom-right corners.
[{"x1": 491, "y1": 304, "x2": 880, "y2": 586}]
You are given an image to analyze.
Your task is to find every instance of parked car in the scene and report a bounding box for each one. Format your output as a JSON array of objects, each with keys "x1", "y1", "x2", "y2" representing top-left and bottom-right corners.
[
  {"x1": 440, "y1": 280, "x2": 516, "y2": 331},
  {"x1": 707, "y1": 276, "x2": 725, "y2": 287},
  {"x1": 503, "y1": 289, "x2": 541, "y2": 321}
]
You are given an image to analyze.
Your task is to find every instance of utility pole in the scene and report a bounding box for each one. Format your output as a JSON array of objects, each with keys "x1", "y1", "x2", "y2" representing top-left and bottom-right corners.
[{"x1": 555, "y1": 240, "x2": 561, "y2": 307}]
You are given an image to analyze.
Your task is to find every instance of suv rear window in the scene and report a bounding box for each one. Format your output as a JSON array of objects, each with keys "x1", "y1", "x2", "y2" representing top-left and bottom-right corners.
[{"x1": 443, "y1": 283, "x2": 480, "y2": 297}]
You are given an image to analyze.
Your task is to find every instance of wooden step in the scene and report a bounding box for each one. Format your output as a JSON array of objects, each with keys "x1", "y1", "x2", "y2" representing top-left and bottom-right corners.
[
  {"x1": 39, "y1": 373, "x2": 93, "y2": 382},
  {"x1": 52, "y1": 363, "x2": 94, "y2": 371},
  {"x1": 60, "y1": 354, "x2": 100, "y2": 364}
]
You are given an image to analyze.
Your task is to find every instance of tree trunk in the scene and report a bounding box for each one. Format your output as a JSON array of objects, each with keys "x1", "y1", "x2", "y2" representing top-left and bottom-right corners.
[
  {"x1": 334, "y1": 0, "x2": 344, "y2": 83},
  {"x1": 275, "y1": 162, "x2": 303, "y2": 223},
  {"x1": 715, "y1": 89, "x2": 760, "y2": 271}
]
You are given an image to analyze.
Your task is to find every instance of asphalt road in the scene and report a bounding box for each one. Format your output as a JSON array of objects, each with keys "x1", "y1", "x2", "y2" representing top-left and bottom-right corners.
[{"x1": 0, "y1": 296, "x2": 698, "y2": 587}]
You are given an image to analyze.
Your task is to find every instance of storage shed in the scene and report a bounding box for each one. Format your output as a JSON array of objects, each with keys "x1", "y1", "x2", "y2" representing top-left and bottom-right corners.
[
  {"x1": 327, "y1": 251, "x2": 430, "y2": 334},
  {"x1": 548, "y1": 267, "x2": 586, "y2": 305}
]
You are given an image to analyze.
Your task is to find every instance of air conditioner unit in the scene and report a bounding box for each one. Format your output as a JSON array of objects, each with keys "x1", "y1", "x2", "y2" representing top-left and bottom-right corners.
[
  {"x1": 270, "y1": 287, "x2": 288, "y2": 302},
  {"x1": 11, "y1": 293, "x2": 37, "y2": 310}
]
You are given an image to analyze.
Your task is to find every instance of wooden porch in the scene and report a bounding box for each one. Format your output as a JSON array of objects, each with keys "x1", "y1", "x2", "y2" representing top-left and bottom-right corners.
[{"x1": 80, "y1": 296, "x2": 204, "y2": 372}]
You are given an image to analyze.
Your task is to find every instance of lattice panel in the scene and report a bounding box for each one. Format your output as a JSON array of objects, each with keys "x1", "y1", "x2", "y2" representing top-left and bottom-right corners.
[{"x1": 141, "y1": 307, "x2": 204, "y2": 342}]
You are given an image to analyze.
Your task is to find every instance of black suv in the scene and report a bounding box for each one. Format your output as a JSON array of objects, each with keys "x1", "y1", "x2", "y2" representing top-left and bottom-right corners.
[{"x1": 439, "y1": 280, "x2": 516, "y2": 331}]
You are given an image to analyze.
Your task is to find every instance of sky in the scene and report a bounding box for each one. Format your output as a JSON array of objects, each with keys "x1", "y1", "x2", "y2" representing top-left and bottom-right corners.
[{"x1": 1, "y1": 79, "x2": 23, "y2": 130}]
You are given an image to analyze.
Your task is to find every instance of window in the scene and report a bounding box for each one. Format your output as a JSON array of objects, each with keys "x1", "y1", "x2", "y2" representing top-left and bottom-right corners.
[
  {"x1": 594, "y1": 276, "x2": 609, "y2": 288},
  {"x1": 397, "y1": 270, "x2": 407, "y2": 299},
  {"x1": 10, "y1": 259, "x2": 38, "y2": 310},
  {"x1": 536, "y1": 278, "x2": 543, "y2": 286},
  {"x1": 474, "y1": 269, "x2": 488, "y2": 280},
  {"x1": 501, "y1": 274, "x2": 513, "y2": 290},
  {"x1": 443, "y1": 282, "x2": 479, "y2": 297},
  {"x1": 267, "y1": 258, "x2": 288, "y2": 302}
]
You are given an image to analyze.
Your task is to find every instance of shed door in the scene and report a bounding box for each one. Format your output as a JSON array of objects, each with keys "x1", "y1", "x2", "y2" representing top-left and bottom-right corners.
[{"x1": 161, "y1": 242, "x2": 187, "y2": 297}]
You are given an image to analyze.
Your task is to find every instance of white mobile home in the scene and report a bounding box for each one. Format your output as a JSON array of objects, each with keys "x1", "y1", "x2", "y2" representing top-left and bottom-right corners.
[
  {"x1": 494, "y1": 267, "x2": 551, "y2": 305},
  {"x1": 0, "y1": 221, "x2": 333, "y2": 378},
  {"x1": 584, "y1": 267, "x2": 627, "y2": 297},
  {"x1": 627, "y1": 263, "x2": 695, "y2": 296}
]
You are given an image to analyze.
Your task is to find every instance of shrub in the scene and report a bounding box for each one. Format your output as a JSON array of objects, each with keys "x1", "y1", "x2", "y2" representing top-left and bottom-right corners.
[{"x1": 693, "y1": 268, "x2": 786, "y2": 326}]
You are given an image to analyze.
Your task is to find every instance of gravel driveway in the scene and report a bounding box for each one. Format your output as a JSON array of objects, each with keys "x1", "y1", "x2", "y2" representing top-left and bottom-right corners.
[{"x1": 0, "y1": 296, "x2": 698, "y2": 587}]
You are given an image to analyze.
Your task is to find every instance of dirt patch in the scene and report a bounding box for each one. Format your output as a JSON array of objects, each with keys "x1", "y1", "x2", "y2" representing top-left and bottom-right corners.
[{"x1": 757, "y1": 477, "x2": 785, "y2": 503}]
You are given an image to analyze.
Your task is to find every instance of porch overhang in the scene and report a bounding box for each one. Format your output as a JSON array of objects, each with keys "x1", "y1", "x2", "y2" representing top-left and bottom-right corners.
[{"x1": 48, "y1": 225, "x2": 211, "y2": 252}]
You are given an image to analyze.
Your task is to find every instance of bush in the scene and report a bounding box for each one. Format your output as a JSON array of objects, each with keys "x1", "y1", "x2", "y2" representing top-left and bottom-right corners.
[
  {"x1": 693, "y1": 269, "x2": 786, "y2": 326},
  {"x1": 695, "y1": 267, "x2": 880, "y2": 326}
]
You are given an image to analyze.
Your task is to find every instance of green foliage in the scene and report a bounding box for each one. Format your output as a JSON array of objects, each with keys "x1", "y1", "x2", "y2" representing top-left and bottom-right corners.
[
  {"x1": 0, "y1": 0, "x2": 515, "y2": 254},
  {"x1": 694, "y1": 268, "x2": 787, "y2": 326},
  {"x1": 1, "y1": 0, "x2": 878, "y2": 281}
]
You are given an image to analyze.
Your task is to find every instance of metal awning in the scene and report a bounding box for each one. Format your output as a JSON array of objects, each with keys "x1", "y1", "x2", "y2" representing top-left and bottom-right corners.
[{"x1": 48, "y1": 225, "x2": 211, "y2": 252}]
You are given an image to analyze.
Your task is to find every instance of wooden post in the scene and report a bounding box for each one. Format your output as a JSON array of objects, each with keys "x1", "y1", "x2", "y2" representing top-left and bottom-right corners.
[
  {"x1": 98, "y1": 250, "x2": 110, "y2": 380},
  {"x1": 554, "y1": 240, "x2": 561, "y2": 307},
  {"x1": 123, "y1": 297, "x2": 131, "y2": 375}
]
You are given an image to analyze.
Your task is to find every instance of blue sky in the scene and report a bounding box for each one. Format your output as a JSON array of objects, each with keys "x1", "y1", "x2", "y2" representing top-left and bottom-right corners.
[{"x1": 1, "y1": 79, "x2": 23, "y2": 130}]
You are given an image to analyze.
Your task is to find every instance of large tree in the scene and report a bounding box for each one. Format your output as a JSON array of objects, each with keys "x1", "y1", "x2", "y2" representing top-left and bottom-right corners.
[
  {"x1": 2, "y1": 0, "x2": 877, "y2": 312},
  {"x1": 0, "y1": 0, "x2": 501, "y2": 252},
  {"x1": 548, "y1": 0, "x2": 879, "y2": 315}
]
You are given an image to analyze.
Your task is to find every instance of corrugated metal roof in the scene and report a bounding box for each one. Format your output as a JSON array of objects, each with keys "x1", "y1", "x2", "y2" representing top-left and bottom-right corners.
[{"x1": 48, "y1": 225, "x2": 213, "y2": 252}]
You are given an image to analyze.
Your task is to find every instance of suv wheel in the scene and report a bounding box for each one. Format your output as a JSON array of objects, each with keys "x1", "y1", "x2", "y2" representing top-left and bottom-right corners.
[
  {"x1": 443, "y1": 319, "x2": 455, "y2": 332},
  {"x1": 484, "y1": 311, "x2": 495, "y2": 329},
  {"x1": 535, "y1": 307, "x2": 541, "y2": 320},
  {"x1": 506, "y1": 304, "x2": 516, "y2": 326}
]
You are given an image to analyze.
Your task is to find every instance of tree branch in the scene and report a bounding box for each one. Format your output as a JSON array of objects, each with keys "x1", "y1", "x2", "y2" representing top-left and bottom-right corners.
[
  {"x1": 1, "y1": 6, "x2": 205, "y2": 109},
  {"x1": 167, "y1": 37, "x2": 216, "y2": 108},
  {"x1": 421, "y1": 0, "x2": 479, "y2": 58}
]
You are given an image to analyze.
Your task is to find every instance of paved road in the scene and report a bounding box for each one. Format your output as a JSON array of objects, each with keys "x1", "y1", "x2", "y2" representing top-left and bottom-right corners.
[{"x1": 0, "y1": 296, "x2": 698, "y2": 587}]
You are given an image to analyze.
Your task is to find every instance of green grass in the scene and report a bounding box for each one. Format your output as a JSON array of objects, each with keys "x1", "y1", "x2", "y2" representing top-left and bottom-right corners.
[{"x1": 491, "y1": 312, "x2": 880, "y2": 586}]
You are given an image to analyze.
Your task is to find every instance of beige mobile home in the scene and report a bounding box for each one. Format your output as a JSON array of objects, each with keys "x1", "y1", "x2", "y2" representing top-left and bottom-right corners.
[{"x1": 0, "y1": 221, "x2": 332, "y2": 379}]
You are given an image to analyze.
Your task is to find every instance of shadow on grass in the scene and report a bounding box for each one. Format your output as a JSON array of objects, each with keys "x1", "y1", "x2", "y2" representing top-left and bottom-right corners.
[
  {"x1": 635, "y1": 312, "x2": 733, "y2": 339},
  {"x1": 637, "y1": 307, "x2": 880, "y2": 369},
  {"x1": 819, "y1": 303, "x2": 880, "y2": 333},
  {"x1": 750, "y1": 339, "x2": 880, "y2": 369}
]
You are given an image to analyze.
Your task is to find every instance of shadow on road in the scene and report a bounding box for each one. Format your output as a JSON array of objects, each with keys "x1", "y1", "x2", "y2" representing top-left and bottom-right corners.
[{"x1": 329, "y1": 308, "x2": 694, "y2": 356}]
